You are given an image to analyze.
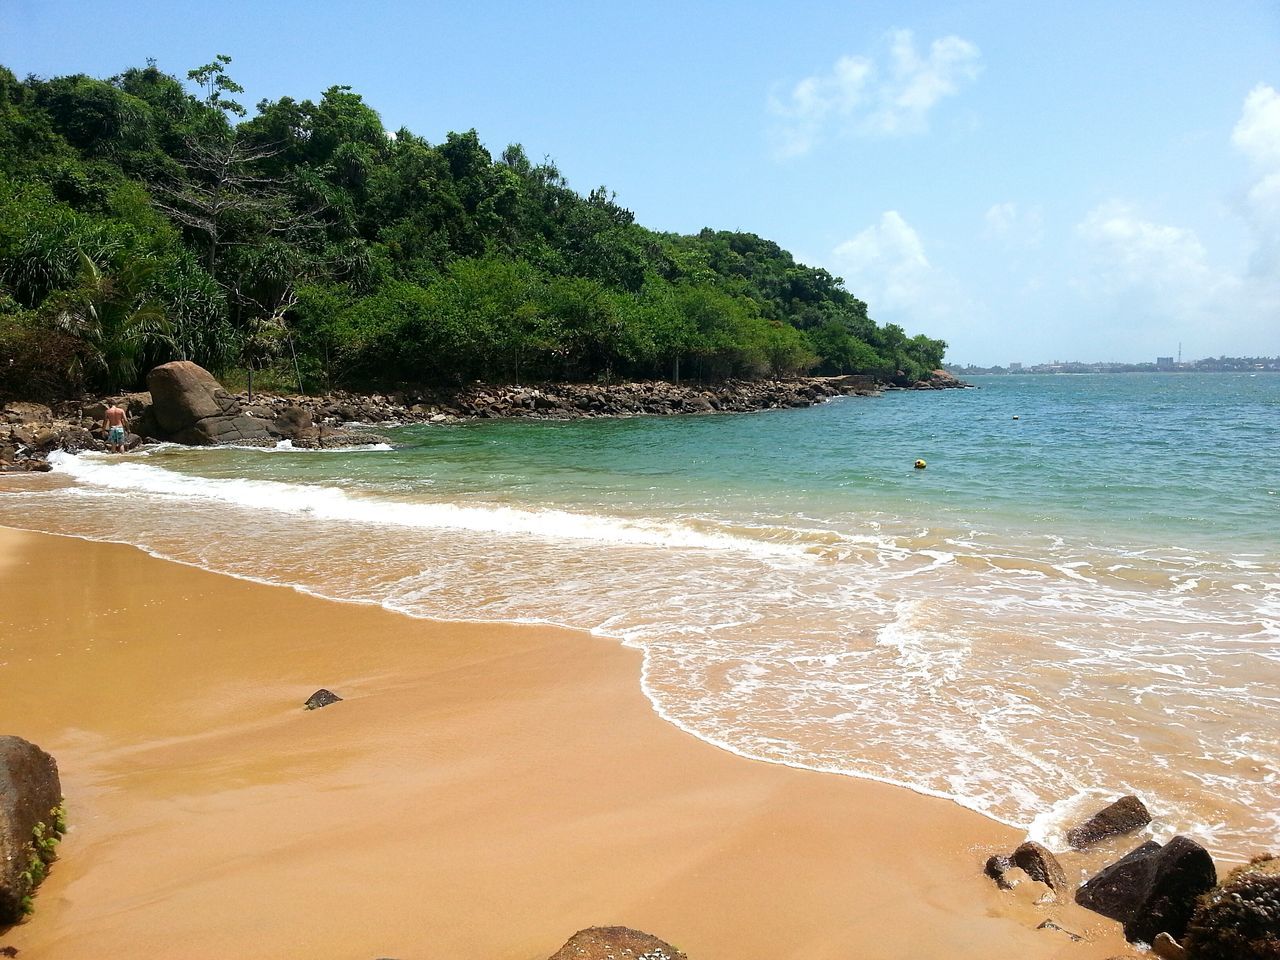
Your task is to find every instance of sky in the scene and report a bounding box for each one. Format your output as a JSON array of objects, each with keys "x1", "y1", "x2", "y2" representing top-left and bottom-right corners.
[{"x1": 2, "y1": 0, "x2": 1278, "y2": 365}]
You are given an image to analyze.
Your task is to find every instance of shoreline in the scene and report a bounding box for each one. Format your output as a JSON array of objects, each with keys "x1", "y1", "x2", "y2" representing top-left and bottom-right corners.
[
  {"x1": 2, "y1": 370, "x2": 970, "y2": 467},
  {"x1": 0, "y1": 525, "x2": 1132, "y2": 959},
  {"x1": 3, "y1": 522, "x2": 1034, "y2": 836}
]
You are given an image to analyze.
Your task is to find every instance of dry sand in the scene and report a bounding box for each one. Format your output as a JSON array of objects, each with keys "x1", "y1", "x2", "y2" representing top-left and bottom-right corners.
[{"x1": 0, "y1": 526, "x2": 1134, "y2": 959}]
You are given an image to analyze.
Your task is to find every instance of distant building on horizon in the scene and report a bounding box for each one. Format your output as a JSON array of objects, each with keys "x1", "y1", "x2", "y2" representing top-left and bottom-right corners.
[
  {"x1": 1156, "y1": 356, "x2": 1175, "y2": 370},
  {"x1": 1009, "y1": 362, "x2": 1023, "y2": 371}
]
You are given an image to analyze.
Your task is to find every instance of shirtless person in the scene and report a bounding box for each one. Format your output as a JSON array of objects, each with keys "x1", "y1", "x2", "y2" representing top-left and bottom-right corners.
[{"x1": 103, "y1": 401, "x2": 128, "y2": 453}]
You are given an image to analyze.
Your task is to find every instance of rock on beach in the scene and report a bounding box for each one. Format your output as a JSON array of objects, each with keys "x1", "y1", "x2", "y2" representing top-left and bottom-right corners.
[
  {"x1": 0, "y1": 736, "x2": 63, "y2": 925},
  {"x1": 1075, "y1": 835, "x2": 1217, "y2": 944},
  {"x1": 546, "y1": 926, "x2": 687, "y2": 960},
  {"x1": 1067, "y1": 795, "x2": 1152, "y2": 849}
]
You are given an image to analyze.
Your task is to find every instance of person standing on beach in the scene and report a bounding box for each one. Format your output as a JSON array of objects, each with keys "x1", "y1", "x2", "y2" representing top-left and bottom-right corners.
[{"x1": 103, "y1": 401, "x2": 128, "y2": 453}]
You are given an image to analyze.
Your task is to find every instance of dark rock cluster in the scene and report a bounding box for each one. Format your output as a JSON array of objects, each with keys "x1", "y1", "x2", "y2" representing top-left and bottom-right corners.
[
  {"x1": 984, "y1": 794, "x2": 1279, "y2": 958},
  {"x1": 1, "y1": 401, "x2": 99, "y2": 471},
  {"x1": 228, "y1": 373, "x2": 888, "y2": 428},
  {"x1": 1, "y1": 363, "x2": 969, "y2": 468}
]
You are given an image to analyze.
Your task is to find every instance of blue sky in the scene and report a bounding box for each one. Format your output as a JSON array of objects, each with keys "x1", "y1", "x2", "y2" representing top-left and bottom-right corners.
[{"x1": 3, "y1": 0, "x2": 1278, "y2": 364}]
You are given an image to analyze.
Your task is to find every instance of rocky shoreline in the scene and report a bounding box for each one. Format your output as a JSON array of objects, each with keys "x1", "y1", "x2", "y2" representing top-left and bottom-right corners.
[{"x1": 1, "y1": 368, "x2": 970, "y2": 470}]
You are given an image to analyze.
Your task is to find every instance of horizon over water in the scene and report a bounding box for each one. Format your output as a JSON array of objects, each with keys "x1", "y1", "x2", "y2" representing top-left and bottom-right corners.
[{"x1": 2, "y1": 372, "x2": 1277, "y2": 857}]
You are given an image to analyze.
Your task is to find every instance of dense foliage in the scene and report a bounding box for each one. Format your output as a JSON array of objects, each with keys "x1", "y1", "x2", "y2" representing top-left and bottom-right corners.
[{"x1": 0, "y1": 58, "x2": 946, "y2": 397}]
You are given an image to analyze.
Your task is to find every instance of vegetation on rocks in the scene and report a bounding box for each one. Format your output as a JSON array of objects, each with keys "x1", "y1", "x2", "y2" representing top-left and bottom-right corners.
[
  {"x1": 1184, "y1": 854, "x2": 1280, "y2": 960},
  {"x1": 0, "y1": 56, "x2": 946, "y2": 400},
  {"x1": 18, "y1": 803, "x2": 66, "y2": 917}
]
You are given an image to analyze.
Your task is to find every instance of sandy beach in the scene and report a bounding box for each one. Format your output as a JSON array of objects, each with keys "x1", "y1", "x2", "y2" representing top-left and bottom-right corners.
[{"x1": 0, "y1": 525, "x2": 1133, "y2": 959}]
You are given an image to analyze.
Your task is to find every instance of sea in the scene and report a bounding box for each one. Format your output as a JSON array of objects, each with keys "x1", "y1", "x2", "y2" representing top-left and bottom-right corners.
[{"x1": 2, "y1": 373, "x2": 1276, "y2": 858}]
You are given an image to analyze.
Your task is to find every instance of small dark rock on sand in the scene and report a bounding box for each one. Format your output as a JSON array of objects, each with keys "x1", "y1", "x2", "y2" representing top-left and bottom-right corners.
[
  {"x1": 547, "y1": 926, "x2": 687, "y2": 960},
  {"x1": 1014, "y1": 841, "x2": 1070, "y2": 895},
  {"x1": 304, "y1": 689, "x2": 343, "y2": 710},
  {"x1": 1036, "y1": 919, "x2": 1083, "y2": 941},
  {"x1": 985, "y1": 854, "x2": 1016, "y2": 889},
  {"x1": 984, "y1": 841, "x2": 1069, "y2": 896}
]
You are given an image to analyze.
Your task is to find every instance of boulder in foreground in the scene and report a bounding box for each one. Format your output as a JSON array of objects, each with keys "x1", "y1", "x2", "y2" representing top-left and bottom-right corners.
[
  {"x1": 547, "y1": 926, "x2": 687, "y2": 960},
  {"x1": 1068, "y1": 795, "x2": 1152, "y2": 849},
  {"x1": 1075, "y1": 835, "x2": 1216, "y2": 944},
  {"x1": 0, "y1": 736, "x2": 64, "y2": 924}
]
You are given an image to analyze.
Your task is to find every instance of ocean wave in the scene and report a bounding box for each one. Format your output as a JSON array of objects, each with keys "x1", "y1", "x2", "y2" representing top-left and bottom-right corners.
[
  {"x1": 135, "y1": 440, "x2": 395, "y2": 454},
  {"x1": 47, "y1": 451, "x2": 810, "y2": 559}
]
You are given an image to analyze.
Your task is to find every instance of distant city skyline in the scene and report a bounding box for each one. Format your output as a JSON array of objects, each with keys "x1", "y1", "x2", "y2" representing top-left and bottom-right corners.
[
  {"x1": 2, "y1": 0, "x2": 1278, "y2": 364},
  {"x1": 951, "y1": 354, "x2": 1279, "y2": 373}
]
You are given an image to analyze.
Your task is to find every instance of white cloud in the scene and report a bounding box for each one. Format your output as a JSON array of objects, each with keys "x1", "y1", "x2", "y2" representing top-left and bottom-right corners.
[
  {"x1": 1065, "y1": 84, "x2": 1280, "y2": 359},
  {"x1": 1076, "y1": 201, "x2": 1222, "y2": 302},
  {"x1": 1072, "y1": 198, "x2": 1280, "y2": 359},
  {"x1": 834, "y1": 209, "x2": 947, "y2": 316},
  {"x1": 1068, "y1": 84, "x2": 1280, "y2": 351},
  {"x1": 1232, "y1": 84, "x2": 1280, "y2": 168},
  {"x1": 769, "y1": 30, "x2": 981, "y2": 157},
  {"x1": 983, "y1": 201, "x2": 1044, "y2": 246},
  {"x1": 1232, "y1": 83, "x2": 1280, "y2": 280}
]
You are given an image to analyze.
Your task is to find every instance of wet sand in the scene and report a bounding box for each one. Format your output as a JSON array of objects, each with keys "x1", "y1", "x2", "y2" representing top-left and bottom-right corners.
[{"x1": 0, "y1": 526, "x2": 1133, "y2": 959}]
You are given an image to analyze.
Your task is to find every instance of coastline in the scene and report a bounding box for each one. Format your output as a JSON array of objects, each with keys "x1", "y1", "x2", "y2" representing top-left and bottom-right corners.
[
  {"x1": 2, "y1": 369, "x2": 969, "y2": 468},
  {"x1": 0, "y1": 525, "x2": 1131, "y2": 959}
]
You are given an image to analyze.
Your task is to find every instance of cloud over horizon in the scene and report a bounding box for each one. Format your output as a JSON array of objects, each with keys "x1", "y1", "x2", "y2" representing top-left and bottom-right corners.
[
  {"x1": 769, "y1": 30, "x2": 981, "y2": 158},
  {"x1": 828, "y1": 210, "x2": 968, "y2": 333},
  {"x1": 1232, "y1": 83, "x2": 1280, "y2": 281}
]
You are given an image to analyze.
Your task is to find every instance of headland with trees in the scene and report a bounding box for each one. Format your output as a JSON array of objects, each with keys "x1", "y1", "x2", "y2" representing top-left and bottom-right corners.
[{"x1": 0, "y1": 56, "x2": 947, "y2": 402}]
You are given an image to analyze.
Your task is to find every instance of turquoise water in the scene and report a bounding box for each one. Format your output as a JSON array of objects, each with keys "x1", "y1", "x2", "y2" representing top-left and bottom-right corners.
[
  {"x1": 3, "y1": 373, "x2": 1277, "y2": 854},
  {"x1": 162, "y1": 373, "x2": 1278, "y2": 550}
]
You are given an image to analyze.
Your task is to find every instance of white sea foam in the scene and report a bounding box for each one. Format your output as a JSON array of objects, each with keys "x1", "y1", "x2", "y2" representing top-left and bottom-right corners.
[
  {"x1": 47, "y1": 451, "x2": 808, "y2": 559},
  {"x1": 135, "y1": 440, "x2": 394, "y2": 454}
]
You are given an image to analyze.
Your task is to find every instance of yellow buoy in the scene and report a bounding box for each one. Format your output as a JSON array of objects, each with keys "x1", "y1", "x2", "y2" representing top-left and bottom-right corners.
[{"x1": 914, "y1": 459, "x2": 927, "y2": 469}]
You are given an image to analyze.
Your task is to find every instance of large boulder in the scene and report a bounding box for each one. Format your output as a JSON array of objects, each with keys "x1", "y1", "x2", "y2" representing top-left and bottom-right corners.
[
  {"x1": 1076, "y1": 836, "x2": 1217, "y2": 944},
  {"x1": 1068, "y1": 795, "x2": 1152, "y2": 849},
  {"x1": 146, "y1": 362, "x2": 272, "y2": 446},
  {"x1": 270, "y1": 406, "x2": 319, "y2": 443},
  {"x1": 1183, "y1": 853, "x2": 1280, "y2": 960},
  {"x1": 547, "y1": 926, "x2": 687, "y2": 960},
  {"x1": 0, "y1": 736, "x2": 63, "y2": 924}
]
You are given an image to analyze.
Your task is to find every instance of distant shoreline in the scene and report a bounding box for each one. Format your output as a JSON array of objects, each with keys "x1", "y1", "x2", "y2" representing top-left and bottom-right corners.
[{"x1": 952, "y1": 364, "x2": 1278, "y2": 376}]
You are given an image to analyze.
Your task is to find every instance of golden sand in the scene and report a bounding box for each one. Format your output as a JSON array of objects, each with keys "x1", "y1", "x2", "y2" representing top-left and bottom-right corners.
[{"x1": 0, "y1": 526, "x2": 1132, "y2": 959}]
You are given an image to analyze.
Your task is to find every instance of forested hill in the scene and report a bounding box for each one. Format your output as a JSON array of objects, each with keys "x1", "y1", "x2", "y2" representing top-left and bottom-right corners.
[{"x1": 0, "y1": 57, "x2": 947, "y2": 397}]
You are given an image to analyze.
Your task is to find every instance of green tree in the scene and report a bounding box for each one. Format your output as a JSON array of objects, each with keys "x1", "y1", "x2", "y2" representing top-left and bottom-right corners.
[
  {"x1": 187, "y1": 54, "x2": 246, "y2": 118},
  {"x1": 51, "y1": 251, "x2": 171, "y2": 391}
]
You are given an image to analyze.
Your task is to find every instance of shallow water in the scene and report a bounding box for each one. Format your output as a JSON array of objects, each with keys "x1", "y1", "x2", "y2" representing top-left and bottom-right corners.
[{"x1": 2, "y1": 373, "x2": 1277, "y2": 856}]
